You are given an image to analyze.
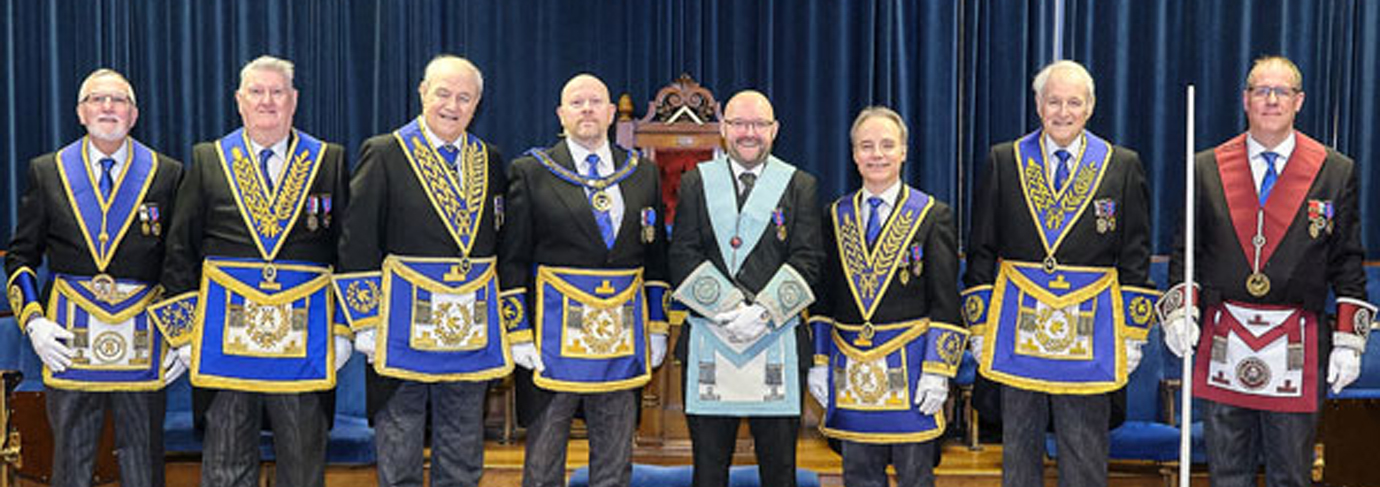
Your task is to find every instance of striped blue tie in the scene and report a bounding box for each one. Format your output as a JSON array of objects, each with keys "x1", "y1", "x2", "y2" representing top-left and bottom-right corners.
[
  {"x1": 586, "y1": 154, "x2": 616, "y2": 249},
  {"x1": 1053, "y1": 149, "x2": 1072, "y2": 192},
  {"x1": 1259, "y1": 151, "x2": 1279, "y2": 207},
  {"x1": 259, "y1": 149, "x2": 275, "y2": 192},
  {"x1": 99, "y1": 158, "x2": 116, "y2": 198},
  {"x1": 865, "y1": 196, "x2": 884, "y2": 247}
]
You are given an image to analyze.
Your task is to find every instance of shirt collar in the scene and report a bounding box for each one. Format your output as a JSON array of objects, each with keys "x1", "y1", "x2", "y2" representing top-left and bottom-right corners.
[
  {"x1": 730, "y1": 157, "x2": 767, "y2": 180},
  {"x1": 424, "y1": 125, "x2": 466, "y2": 151},
  {"x1": 1043, "y1": 132, "x2": 1085, "y2": 166},
  {"x1": 566, "y1": 138, "x2": 614, "y2": 175},
  {"x1": 1247, "y1": 131, "x2": 1296, "y2": 166},
  {"x1": 863, "y1": 180, "x2": 903, "y2": 208},
  {"x1": 247, "y1": 134, "x2": 291, "y2": 161},
  {"x1": 86, "y1": 137, "x2": 130, "y2": 170}
]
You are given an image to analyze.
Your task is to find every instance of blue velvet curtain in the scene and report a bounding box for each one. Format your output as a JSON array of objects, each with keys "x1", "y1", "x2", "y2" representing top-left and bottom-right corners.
[{"x1": 2, "y1": 0, "x2": 1378, "y2": 258}]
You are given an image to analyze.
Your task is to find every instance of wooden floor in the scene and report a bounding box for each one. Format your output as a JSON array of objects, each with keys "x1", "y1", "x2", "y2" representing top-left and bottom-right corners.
[{"x1": 65, "y1": 438, "x2": 1210, "y2": 487}]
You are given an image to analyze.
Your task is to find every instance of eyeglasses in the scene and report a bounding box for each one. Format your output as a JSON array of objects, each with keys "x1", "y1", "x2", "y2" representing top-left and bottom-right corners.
[
  {"x1": 82, "y1": 94, "x2": 132, "y2": 107},
  {"x1": 724, "y1": 119, "x2": 775, "y2": 131},
  {"x1": 1247, "y1": 86, "x2": 1300, "y2": 99}
]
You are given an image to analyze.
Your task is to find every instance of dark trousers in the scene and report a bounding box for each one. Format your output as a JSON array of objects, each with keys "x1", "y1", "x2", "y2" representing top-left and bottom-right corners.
[
  {"x1": 46, "y1": 388, "x2": 166, "y2": 487},
  {"x1": 374, "y1": 380, "x2": 488, "y2": 487},
  {"x1": 841, "y1": 440, "x2": 936, "y2": 487},
  {"x1": 686, "y1": 414, "x2": 800, "y2": 487},
  {"x1": 1203, "y1": 400, "x2": 1317, "y2": 487},
  {"x1": 200, "y1": 390, "x2": 328, "y2": 487},
  {"x1": 522, "y1": 389, "x2": 638, "y2": 487},
  {"x1": 1001, "y1": 385, "x2": 1109, "y2": 487}
]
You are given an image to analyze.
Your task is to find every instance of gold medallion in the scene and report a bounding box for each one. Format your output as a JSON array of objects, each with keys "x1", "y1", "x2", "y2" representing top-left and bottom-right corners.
[
  {"x1": 1246, "y1": 272, "x2": 1270, "y2": 297},
  {"x1": 1042, "y1": 256, "x2": 1058, "y2": 274},
  {"x1": 591, "y1": 191, "x2": 613, "y2": 212}
]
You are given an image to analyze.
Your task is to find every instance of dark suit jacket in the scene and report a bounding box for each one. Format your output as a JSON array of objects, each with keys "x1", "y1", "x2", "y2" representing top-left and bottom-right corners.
[
  {"x1": 338, "y1": 131, "x2": 506, "y2": 419},
  {"x1": 963, "y1": 135, "x2": 1149, "y2": 430},
  {"x1": 498, "y1": 139, "x2": 668, "y2": 426},
  {"x1": 668, "y1": 158, "x2": 825, "y2": 375},
  {"x1": 160, "y1": 132, "x2": 349, "y2": 428},
  {"x1": 6, "y1": 140, "x2": 182, "y2": 299},
  {"x1": 811, "y1": 188, "x2": 962, "y2": 332}
]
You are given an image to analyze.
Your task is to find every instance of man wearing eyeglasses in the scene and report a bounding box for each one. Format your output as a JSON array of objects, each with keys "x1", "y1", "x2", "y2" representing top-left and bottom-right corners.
[
  {"x1": 963, "y1": 60, "x2": 1154, "y2": 487},
  {"x1": 336, "y1": 55, "x2": 509, "y2": 487},
  {"x1": 669, "y1": 90, "x2": 824, "y2": 487},
  {"x1": 153, "y1": 55, "x2": 350, "y2": 487},
  {"x1": 499, "y1": 73, "x2": 670, "y2": 487},
  {"x1": 1160, "y1": 55, "x2": 1371, "y2": 487},
  {"x1": 6, "y1": 68, "x2": 182, "y2": 487}
]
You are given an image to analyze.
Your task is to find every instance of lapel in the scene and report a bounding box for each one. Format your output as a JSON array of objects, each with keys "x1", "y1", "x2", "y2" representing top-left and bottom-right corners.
[
  {"x1": 608, "y1": 145, "x2": 637, "y2": 253},
  {"x1": 547, "y1": 140, "x2": 605, "y2": 247},
  {"x1": 1215, "y1": 132, "x2": 1325, "y2": 268}
]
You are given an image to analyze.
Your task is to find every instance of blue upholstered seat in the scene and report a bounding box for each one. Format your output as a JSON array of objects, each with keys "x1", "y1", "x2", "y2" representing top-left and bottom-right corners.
[{"x1": 567, "y1": 464, "x2": 820, "y2": 487}]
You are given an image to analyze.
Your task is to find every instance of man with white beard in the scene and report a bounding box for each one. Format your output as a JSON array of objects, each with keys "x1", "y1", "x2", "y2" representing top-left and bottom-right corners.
[{"x1": 6, "y1": 68, "x2": 185, "y2": 487}]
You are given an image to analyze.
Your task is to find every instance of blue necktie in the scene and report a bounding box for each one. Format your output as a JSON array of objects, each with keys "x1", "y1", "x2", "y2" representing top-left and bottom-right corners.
[
  {"x1": 1053, "y1": 149, "x2": 1073, "y2": 192},
  {"x1": 1259, "y1": 151, "x2": 1279, "y2": 207},
  {"x1": 259, "y1": 149, "x2": 275, "y2": 192},
  {"x1": 585, "y1": 154, "x2": 616, "y2": 249},
  {"x1": 439, "y1": 144, "x2": 460, "y2": 170},
  {"x1": 865, "y1": 196, "x2": 884, "y2": 247},
  {"x1": 98, "y1": 158, "x2": 115, "y2": 198}
]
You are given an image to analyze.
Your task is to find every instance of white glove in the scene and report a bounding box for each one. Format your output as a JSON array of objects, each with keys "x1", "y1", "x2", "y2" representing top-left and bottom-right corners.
[
  {"x1": 511, "y1": 342, "x2": 545, "y2": 372},
  {"x1": 334, "y1": 335, "x2": 353, "y2": 372},
  {"x1": 969, "y1": 335, "x2": 984, "y2": 362},
  {"x1": 807, "y1": 365, "x2": 829, "y2": 406},
  {"x1": 1125, "y1": 339, "x2": 1144, "y2": 375},
  {"x1": 1162, "y1": 307, "x2": 1200, "y2": 358},
  {"x1": 914, "y1": 373, "x2": 949, "y2": 416},
  {"x1": 717, "y1": 303, "x2": 771, "y2": 343},
  {"x1": 175, "y1": 345, "x2": 193, "y2": 370},
  {"x1": 353, "y1": 329, "x2": 377, "y2": 364},
  {"x1": 649, "y1": 334, "x2": 668, "y2": 368},
  {"x1": 162, "y1": 349, "x2": 187, "y2": 385},
  {"x1": 1328, "y1": 345, "x2": 1362, "y2": 395},
  {"x1": 26, "y1": 317, "x2": 74, "y2": 373}
]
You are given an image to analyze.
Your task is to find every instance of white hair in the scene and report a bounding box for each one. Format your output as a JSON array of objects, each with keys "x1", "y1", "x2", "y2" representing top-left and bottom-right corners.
[
  {"x1": 423, "y1": 55, "x2": 484, "y2": 96},
  {"x1": 1031, "y1": 60, "x2": 1096, "y2": 105},
  {"x1": 77, "y1": 68, "x2": 137, "y2": 107},
  {"x1": 239, "y1": 55, "x2": 295, "y2": 91}
]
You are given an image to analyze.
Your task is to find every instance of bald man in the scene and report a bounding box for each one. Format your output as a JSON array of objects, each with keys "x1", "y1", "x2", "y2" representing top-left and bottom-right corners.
[
  {"x1": 6, "y1": 68, "x2": 183, "y2": 487},
  {"x1": 499, "y1": 73, "x2": 670, "y2": 487},
  {"x1": 337, "y1": 55, "x2": 509, "y2": 487},
  {"x1": 668, "y1": 90, "x2": 824, "y2": 487}
]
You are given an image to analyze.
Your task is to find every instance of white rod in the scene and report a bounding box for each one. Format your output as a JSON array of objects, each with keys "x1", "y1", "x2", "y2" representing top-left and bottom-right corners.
[{"x1": 1179, "y1": 84, "x2": 1196, "y2": 487}]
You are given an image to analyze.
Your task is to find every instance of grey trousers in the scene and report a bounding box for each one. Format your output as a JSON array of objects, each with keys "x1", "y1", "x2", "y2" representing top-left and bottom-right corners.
[
  {"x1": 841, "y1": 440, "x2": 936, "y2": 487},
  {"x1": 1001, "y1": 385, "x2": 1109, "y2": 487},
  {"x1": 200, "y1": 390, "x2": 328, "y2": 487},
  {"x1": 374, "y1": 380, "x2": 488, "y2": 487},
  {"x1": 46, "y1": 388, "x2": 166, "y2": 487},
  {"x1": 1203, "y1": 400, "x2": 1316, "y2": 487},
  {"x1": 522, "y1": 389, "x2": 638, "y2": 487}
]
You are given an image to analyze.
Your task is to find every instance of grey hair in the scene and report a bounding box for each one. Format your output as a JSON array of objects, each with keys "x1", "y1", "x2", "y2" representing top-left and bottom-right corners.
[
  {"x1": 77, "y1": 68, "x2": 137, "y2": 107},
  {"x1": 1031, "y1": 60, "x2": 1096, "y2": 105},
  {"x1": 423, "y1": 55, "x2": 484, "y2": 96},
  {"x1": 239, "y1": 55, "x2": 295, "y2": 90},
  {"x1": 849, "y1": 106, "x2": 908, "y2": 148}
]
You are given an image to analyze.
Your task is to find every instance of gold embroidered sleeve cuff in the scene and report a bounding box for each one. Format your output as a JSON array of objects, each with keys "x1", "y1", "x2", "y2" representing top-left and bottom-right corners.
[
  {"x1": 960, "y1": 284, "x2": 993, "y2": 329},
  {"x1": 756, "y1": 264, "x2": 815, "y2": 327},
  {"x1": 921, "y1": 322, "x2": 969, "y2": 377},
  {"x1": 7, "y1": 267, "x2": 43, "y2": 327},
  {"x1": 500, "y1": 288, "x2": 530, "y2": 333},
  {"x1": 647, "y1": 320, "x2": 670, "y2": 335},
  {"x1": 646, "y1": 280, "x2": 670, "y2": 325},
  {"x1": 333, "y1": 324, "x2": 355, "y2": 339},
  {"x1": 331, "y1": 272, "x2": 382, "y2": 332},
  {"x1": 673, "y1": 261, "x2": 744, "y2": 318},
  {"x1": 148, "y1": 291, "x2": 200, "y2": 348},
  {"x1": 1155, "y1": 282, "x2": 1198, "y2": 325},
  {"x1": 1120, "y1": 285, "x2": 1160, "y2": 342}
]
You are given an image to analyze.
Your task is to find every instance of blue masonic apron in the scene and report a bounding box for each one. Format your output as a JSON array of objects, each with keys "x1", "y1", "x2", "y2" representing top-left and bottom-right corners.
[
  {"x1": 820, "y1": 187, "x2": 958, "y2": 443},
  {"x1": 189, "y1": 129, "x2": 337, "y2": 392},
  {"x1": 964, "y1": 131, "x2": 1157, "y2": 394},
  {"x1": 684, "y1": 156, "x2": 801, "y2": 416},
  {"x1": 44, "y1": 138, "x2": 167, "y2": 391},
  {"x1": 336, "y1": 118, "x2": 510, "y2": 382}
]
